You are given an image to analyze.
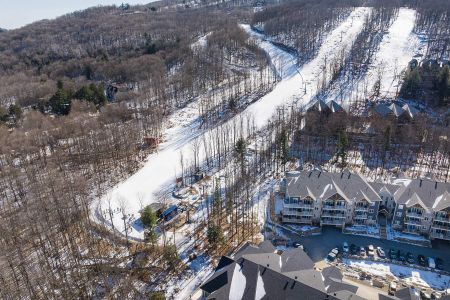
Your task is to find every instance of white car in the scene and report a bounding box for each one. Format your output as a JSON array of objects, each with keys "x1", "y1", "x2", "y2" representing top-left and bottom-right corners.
[
  {"x1": 367, "y1": 245, "x2": 375, "y2": 257},
  {"x1": 343, "y1": 242, "x2": 349, "y2": 253}
]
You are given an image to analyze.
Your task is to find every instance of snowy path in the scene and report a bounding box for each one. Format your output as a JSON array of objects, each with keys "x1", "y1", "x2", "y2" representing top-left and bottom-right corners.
[
  {"x1": 92, "y1": 7, "x2": 370, "y2": 240},
  {"x1": 326, "y1": 8, "x2": 425, "y2": 106}
]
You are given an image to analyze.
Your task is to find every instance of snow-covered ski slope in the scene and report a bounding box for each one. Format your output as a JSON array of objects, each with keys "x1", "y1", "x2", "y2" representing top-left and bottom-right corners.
[
  {"x1": 92, "y1": 7, "x2": 371, "y2": 240},
  {"x1": 243, "y1": 7, "x2": 371, "y2": 126},
  {"x1": 326, "y1": 8, "x2": 425, "y2": 106}
]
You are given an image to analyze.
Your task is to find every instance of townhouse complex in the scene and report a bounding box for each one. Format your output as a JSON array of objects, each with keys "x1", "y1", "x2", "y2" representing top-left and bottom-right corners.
[{"x1": 281, "y1": 170, "x2": 450, "y2": 242}]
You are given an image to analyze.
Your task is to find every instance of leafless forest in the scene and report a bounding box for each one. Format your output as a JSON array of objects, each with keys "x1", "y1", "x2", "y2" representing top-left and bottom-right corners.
[{"x1": 0, "y1": 0, "x2": 449, "y2": 299}]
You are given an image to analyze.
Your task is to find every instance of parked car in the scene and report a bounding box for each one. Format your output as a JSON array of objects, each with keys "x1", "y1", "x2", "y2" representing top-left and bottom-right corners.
[
  {"x1": 377, "y1": 247, "x2": 386, "y2": 258},
  {"x1": 350, "y1": 244, "x2": 358, "y2": 255},
  {"x1": 428, "y1": 257, "x2": 436, "y2": 269},
  {"x1": 406, "y1": 252, "x2": 415, "y2": 264},
  {"x1": 435, "y1": 258, "x2": 444, "y2": 270},
  {"x1": 343, "y1": 242, "x2": 349, "y2": 253},
  {"x1": 359, "y1": 246, "x2": 367, "y2": 257},
  {"x1": 293, "y1": 242, "x2": 303, "y2": 249},
  {"x1": 367, "y1": 245, "x2": 375, "y2": 257},
  {"x1": 418, "y1": 255, "x2": 426, "y2": 266},
  {"x1": 327, "y1": 248, "x2": 339, "y2": 261},
  {"x1": 327, "y1": 252, "x2": 337, "y2": 261},
  {"x1": 389, "y1": 249, "x2": 397, "y2": 260},
  {"x1": 398, "y1": 251, "x2": 406, "y2": 262}
]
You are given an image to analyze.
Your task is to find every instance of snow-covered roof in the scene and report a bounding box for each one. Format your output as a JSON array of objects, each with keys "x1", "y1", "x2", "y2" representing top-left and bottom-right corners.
[
  {"x1": 286, "y1": 170, "x2": 381, "y2": 203},
  {"x1": 201, "y1": 241, "x2": 363, "y2": 300}
]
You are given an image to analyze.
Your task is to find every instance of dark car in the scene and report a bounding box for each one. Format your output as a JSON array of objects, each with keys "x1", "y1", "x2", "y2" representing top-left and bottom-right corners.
[
  {"x1": 389, "y1": 249, "x2": 397, "y2": 260},
  {"x1": 406, "y1": 252, "x2": 415, "y2": 264},
  {"x1": 350, "y1": 244, "x2": 358, "y2": 255},
  {"x1": 436, "y1": 258, "x2": 444, "y2": 270},
  {"x1": 397, "y1": 250, "x2": 406, "y2": 262},
  {"x1": 418, "y1": 255, "x2": 426, "y2": 266}
]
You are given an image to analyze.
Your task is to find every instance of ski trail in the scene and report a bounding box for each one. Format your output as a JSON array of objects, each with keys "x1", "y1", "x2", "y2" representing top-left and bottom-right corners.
[
  {"x1": 242, "y1": 7, "x2": 371, "y2": 124},
  {"x1": 326, "y1": 8, "x2": 425, "y2": 107},
  {"x1": 92, "y1": 7, "x2": 370, "y2": 240}
]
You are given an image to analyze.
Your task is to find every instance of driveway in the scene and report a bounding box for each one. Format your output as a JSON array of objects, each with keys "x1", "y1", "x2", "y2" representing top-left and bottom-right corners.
[{"x1": 281, "y1": 227, "x2": 450, "y2": 272}]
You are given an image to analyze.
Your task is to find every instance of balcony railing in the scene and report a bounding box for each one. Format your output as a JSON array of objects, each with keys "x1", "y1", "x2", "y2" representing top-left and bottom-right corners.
[
  {"x1": 405, "y1": 211, "x2": 424, "y2": 218},
  {"x1": 321, "y1": 219, "x2": 345, "y2": 226},
  {"x1": 431, "y1": 223, "x2": 450, "y2": 231},
  {"x1": 430, "y1": 231, "x2": 450, "y2": 241},
  {"x1": 283, "y1": 210, "x2": 313, "y2": 217},
  {"x1": 284, "y1": 202, "x2": 314, "y2": 209},
  {"x1": 355, "y1": 207, "x2": 369, "y2": 212},
  {"x1": 283, "y1": 215, "x2": 313, "y2": 223},
  {"x1": 321, "y1": 212, "x2": 346, "y2": 218},
  {"x1": 322, "y1": 206, "x2": 346, "y2": 212},
  {"x1": 434, "y1": 215, "x2": 450, "y2": 223},
  {"x1": 354, "y1": 214, "x2": 368, "y2": 220},
  {"x1": 404, "y1": 218, "x2": 422, "y2": 225}
]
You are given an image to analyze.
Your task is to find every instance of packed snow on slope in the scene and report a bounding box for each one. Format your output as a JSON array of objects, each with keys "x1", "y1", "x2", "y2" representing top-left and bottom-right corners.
[
  {"x1": 344, "y1": 259, "x2": 450, "y2": 291},
  {"x1": 326, "y1": 8, "x2": 426, "y2": 107},
  {"x1": 92, "y1": 7, "x2": 371, "y2": 240},
  {"x1": 242, "y1": 7, "x2": 371, "y2": 126}
]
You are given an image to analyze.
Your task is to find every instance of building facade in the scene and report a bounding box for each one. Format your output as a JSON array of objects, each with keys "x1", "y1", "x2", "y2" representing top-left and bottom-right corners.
[
  {"x1": 281, "y1": 170, "x2": 450, "y2": 242},
  {"x1": 282, "y1": 170, "x2": 381, "y2": 228}
]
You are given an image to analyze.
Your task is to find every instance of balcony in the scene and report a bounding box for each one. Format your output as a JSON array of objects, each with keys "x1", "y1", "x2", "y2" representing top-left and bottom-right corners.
[
  {"x1": 354, "y1": 213, "x2": 368, "y2": 220},
  {"x1": 431, "y1": 223, "x2": 450, "y2": 231},
  {"x1": 430, "y1": 230, "x2": 450, "y2": 241},
  {"x1": 284, "y1": 203, "x2": 314, "y2": 209},
  {"x1": 283, "y1": 215, "x2": 313, "y2": 224},
  {"x1": 405, "y1": 211, "x2": 424, "y2": 218},
  {"x1": 404, "y1": 217, "x2": 422, "y2": 225},
  {"x1": 321, "y1": 219, "x2": 345, "y2": 226},
  {"x1": 321, "y1": 212, "x2": 346, "y2": 218},
  {"x1": 434, "y1": 215, "x2": 450, "y2": 223},
  {"x1": 283, "y1": 209, "x2": 313, "y2": 217},
  {"x1": 322, "y1": 205, "x2": 346, "y2": 212},
  {"x1": 355, "y1": 207, "x2": 369, "y2": 212}
]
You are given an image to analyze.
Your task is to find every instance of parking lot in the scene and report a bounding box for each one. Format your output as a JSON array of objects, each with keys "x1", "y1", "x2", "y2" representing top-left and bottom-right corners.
[{"x1": 284, "y1": 227, "x2": 450, "y2": 272}]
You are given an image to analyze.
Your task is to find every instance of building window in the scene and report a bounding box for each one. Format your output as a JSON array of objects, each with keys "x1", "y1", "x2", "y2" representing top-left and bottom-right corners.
[{"x1": 369, "y1": 209, "x2": 374, "y2": 213}]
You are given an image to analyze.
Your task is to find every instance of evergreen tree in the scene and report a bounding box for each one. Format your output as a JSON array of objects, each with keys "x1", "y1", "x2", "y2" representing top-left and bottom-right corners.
[
  {"x1": 436, "y1": 65, "x2": 450, "y2": 105},
  {"x1": 207, "y1": 223, "x2": 224, "y2": 249}
]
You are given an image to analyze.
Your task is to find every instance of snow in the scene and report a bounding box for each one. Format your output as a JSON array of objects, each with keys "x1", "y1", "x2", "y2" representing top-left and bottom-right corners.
[
  {"x1": 255, "y1": 269, "x2": 266, "y2": 300},
  {"x1": 229, "y1": 263, "x2": 247, "y2": 300},
  {"x1": 326, "y1": 8, "x2": 425, "y2": 106},
  {"x1": 92, "y1": 7, "x2": 372, "y2": 240},
  {"x1": 344, "y1": 259, "x2": 450, "y2": 291},
  {"x1": 241, "y1": 7, "x2": 371, "y2": 126}
]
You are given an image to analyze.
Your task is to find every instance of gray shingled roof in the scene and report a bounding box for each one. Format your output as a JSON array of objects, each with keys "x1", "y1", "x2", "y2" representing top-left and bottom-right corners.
[
  {"x1": 394, "y1": 179, "x2": 450, "y2": 212},
  {"x1": 286, "y1": 170, "x2": 381, "y2": 203},
  {"x1": 369, "y1": 182, "x2": 401, "y2": 195},
  {"x1": 201, "y1": 241, "x2": 361, "y2": 300}
]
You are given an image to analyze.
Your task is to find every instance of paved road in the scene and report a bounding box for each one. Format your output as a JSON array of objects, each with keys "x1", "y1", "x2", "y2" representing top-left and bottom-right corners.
[{"x1": 281, "y1": 227, "x2": 450, "y2": 272}]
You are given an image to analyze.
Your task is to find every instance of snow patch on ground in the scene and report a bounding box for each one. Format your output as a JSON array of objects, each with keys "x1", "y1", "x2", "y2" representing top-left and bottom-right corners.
[{"x1": 344, "y1": 259, "x2": 450, "y2": 291}]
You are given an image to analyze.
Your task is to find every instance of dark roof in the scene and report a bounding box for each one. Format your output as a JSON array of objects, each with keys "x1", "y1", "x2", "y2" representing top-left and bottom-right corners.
[
  {"x1": 161, "y1": 204, "x2": 177, "y2": 217},
  {"x1": 201, "y1": 241, "x2": 361, "y2": 300}
]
